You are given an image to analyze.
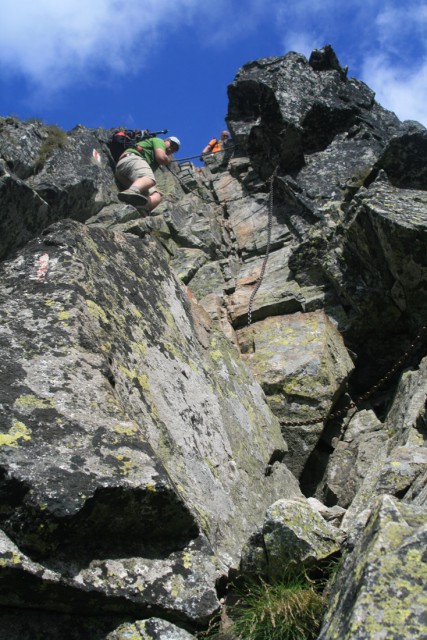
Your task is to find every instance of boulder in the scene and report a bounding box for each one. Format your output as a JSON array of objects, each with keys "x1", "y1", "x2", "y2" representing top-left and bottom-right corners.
[
  {"x1": 237, "y1": 311, "x2": 354, "y2": 476},
  {"x1": 240, "y1": 497, "x2": 343, "y2": 581},
  {"x1": 105, "y1": 619, "x2": 196, "y2": 639},
  {"x1": 0, "y1": 219, "x2": 300, "y2": 625},
  {"x1": 318, "y1": 495, "x2": 427, "y2": 639}
]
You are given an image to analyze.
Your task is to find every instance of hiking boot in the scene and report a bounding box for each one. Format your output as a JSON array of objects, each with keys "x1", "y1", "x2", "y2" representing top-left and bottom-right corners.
[{"x1": 118, "y1": 188, "x2": 148, "y2": 207}]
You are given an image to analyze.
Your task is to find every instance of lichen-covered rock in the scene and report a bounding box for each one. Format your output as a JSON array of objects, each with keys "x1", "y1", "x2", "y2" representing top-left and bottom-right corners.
[
  {"x1": 316, "y1": 410, "x2": 388, "y2": 507},
  {"x1": 237, "y1": 311, "x2": 354, "y2": 476},
  {"x1": 0, "y1": 116, "x2": 49, "y2": 179},
  {"x1": 318, "y1": 495, "x2": 427, "y2": 640},
  {"x1": 1, "y1": 43, "x2": 427, "y2": 636},
  {"x1": 105, "y1": 618, "x2": 196, "y2": 639},
  {"x1": 324, "y1": 181, "x2": 427, "y2": 354},
  {"x1": 0, "y1": 218, "x2": 300, "y2": 624},
  {"x1": 385, "y1": 356, "x2": 427, "y2": 450},
  {"x1": 240, "y1": 498, "x2": 344, "y2": 581},
  {"x1": 25, "y1": 124, "x2": 117, "y2": 222},
  {"x1": 370, "y1": 125, "x2": 427, "y2": 190},
  {"x1": 0, "y1": 173, "x2": 50, "y2": 261},
  {"x1": 240, "y1": 497, "x2": 343, "y2": 581},
  {"x1": 339, "y1": 358, "x2": 427, "y2": 531}
]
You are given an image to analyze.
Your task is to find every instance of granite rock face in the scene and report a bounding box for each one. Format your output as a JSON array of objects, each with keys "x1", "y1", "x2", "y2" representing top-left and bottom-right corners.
[
  {"x1": 318, "y1": 495, "x2": 427, "y2": 640},
  {"x1": 0, "y1": 219, "x2": 300, "y2": 628},
  {"x1": 0, "y1": 44, "x2": 426, "y2": 638}
]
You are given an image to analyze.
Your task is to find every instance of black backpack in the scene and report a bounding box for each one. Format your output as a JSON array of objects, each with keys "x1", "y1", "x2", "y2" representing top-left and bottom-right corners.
[
  {"x1": 108, "y1": 128, "x2": 168, "y2": 163},
  {"x1": 108, "y1": 129, "x2": 145, "y2": 163}
]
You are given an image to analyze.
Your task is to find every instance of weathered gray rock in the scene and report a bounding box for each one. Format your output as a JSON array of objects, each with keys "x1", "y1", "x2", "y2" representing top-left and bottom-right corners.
[
  {"x1": 316, "y1": 410, "x2": 388, "y2": 507},
  {"x1": 105, "y1": 618, "x2": 196, "y2": 639},
  {"x1": 318, "y1": 495, "x2": 427, "y2": 640},
  {"x1": 370, "y1": 125, "x2": 427, "y2": 190},
  {"x1": 237, "y1": 311, "x2": 354, "y2": 476},
  {"x1": 0, "y1": 173, "x2": 50, "y2": 261},
  {"x1": 227, "y1": 49, "x2": 401, "y2": 187},
  {"x1": 26, "y1": 124, "x2": 117, "y2": 222},
  {"x1": 1, "y1": 43, "x2": 427, "y2": 637},
  {"x1": 385, "y1": 356, "x2": 427, "y2": 450},
  {"x1": 324, "y1": 181, "x2": 427, "y2": 352},
  {"x1": 339, "y1": 357, "x2": 427, "y2": 531},
  {"x1": 240, "y1": 497, "x2": 343, "y2": 581},
  {"x1": 0, "y1": 116, "x2": 50, "y2": 179},
  {"x1": 0, "y1": 218, "x2": 300, "y2": 625}
]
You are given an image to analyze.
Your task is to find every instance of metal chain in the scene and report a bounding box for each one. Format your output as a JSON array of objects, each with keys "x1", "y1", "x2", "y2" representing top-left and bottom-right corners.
[
  {"x1": 247, "y1": 167, "x2": 278, "y2": 326},
  {"x1": 281, "y1": 323, "x2": 427, "y2": 427}
]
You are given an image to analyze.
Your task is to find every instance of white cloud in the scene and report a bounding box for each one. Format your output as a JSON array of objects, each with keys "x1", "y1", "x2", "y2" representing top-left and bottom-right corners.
[
  {"x1": 1, "y1": 0, "x2": 426, "y2": 130},
  {"x1": 375, "y1": 3, "x2": 427, "y2": 51},
  {"x1": 282, "y1": 32, "x2": 315, "y2": 59},
  {"x1": 362, "y1": 54, "x2": 427, "y2": 126},
  {"x1": 0, "y1": 0, "x2": 200, "y2": 90}
]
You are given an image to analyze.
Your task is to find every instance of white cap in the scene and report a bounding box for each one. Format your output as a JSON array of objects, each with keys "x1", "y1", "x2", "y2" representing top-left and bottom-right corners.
[{"x1": 168, "y1": 136, "x2": 181, "y2": 151}]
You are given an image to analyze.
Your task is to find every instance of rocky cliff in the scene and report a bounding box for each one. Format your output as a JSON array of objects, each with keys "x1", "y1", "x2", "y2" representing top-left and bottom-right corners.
[{"x1": 0, "y1": 45, "x2": 426, "y2": 639}]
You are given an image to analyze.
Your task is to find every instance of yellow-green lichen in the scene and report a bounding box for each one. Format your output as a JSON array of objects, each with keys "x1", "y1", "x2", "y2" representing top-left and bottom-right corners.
[
  {"x1": 170, "y1": 573, "x2": 185, "y2": 598},
  {"x1": 113, "y1": 422, "x2": 140, "y2": 436},
  {"x1": 134, "y1": 340, "x2": 147, "y2": 356},
  {"x1": 116, "y1": 455, "x2": 137, "y2": 476},
  {"x1": 204, "y1": 457, "x2": 220, "y2": 479},
  {"x1": 129, "y1": 306, "x2": 142, "y2": 319},
  {"x1": 137, "y1": 373, "x2": 150, "y2": 390},
  {"x1": 0, "y1": 420, "x2": 32, "y2": 448},
  {"x1": 0, "y1": 552, "x2": 21, "y2": 567},
  {"x1": 117, "y1": 364, "x2": 137, "y2": 380},
  {"x1": 86, "y1": 299, "x2": 109, "y2": 324},
  {"x1": 83, "y1": 234, "x2": 107, "y2": 264},
  {"x1": 14, "y1": 394, "x2": 54, "y2": 409},
  {"x1": 182, "y1": 551, "x2": 192, "y2": 569},
  {"x1": 57, "y1": 310, "x2": 70, "y2": 321}
]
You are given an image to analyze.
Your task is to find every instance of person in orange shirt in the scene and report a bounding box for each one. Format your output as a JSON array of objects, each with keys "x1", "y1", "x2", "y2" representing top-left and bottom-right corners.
[{"x1": 201, "y1": 130, "x2": 230, "y2": 156}]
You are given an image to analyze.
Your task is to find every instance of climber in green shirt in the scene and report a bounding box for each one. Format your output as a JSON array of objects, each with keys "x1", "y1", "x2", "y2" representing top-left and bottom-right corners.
[{"x1": 115, "y1": 135, "x2": 181, "y2": 212}]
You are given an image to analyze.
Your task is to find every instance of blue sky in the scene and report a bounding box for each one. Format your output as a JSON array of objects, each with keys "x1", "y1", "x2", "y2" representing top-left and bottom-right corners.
[{"x1": 0, "y1": 0, "x2": 426, "y2": 165}]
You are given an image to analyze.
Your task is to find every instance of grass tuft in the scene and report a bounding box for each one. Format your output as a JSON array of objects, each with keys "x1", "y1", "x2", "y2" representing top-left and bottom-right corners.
[
  {"x1": 35, "y1": 124, "x2": 68, "y2": 170},
  {"x1": 198, "y1": 567, "x2": 328, "y2": 640}
]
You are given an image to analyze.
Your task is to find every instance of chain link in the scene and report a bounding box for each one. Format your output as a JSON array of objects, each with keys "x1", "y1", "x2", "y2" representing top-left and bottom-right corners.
[
  {"x1": 247, "y1": 167, "x2": 278, "y2": 327},
  {"x1": 169, "y1": 160, "x2": 426, "y2": 430},
  {"x1": 281, "y1": 323, "x2": 427, "y2": 427}
]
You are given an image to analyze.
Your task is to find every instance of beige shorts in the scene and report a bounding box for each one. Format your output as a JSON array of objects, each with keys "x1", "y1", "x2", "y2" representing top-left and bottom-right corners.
[{"x1": 115, "y1": 153, "x2": 157, "y2": 194}]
